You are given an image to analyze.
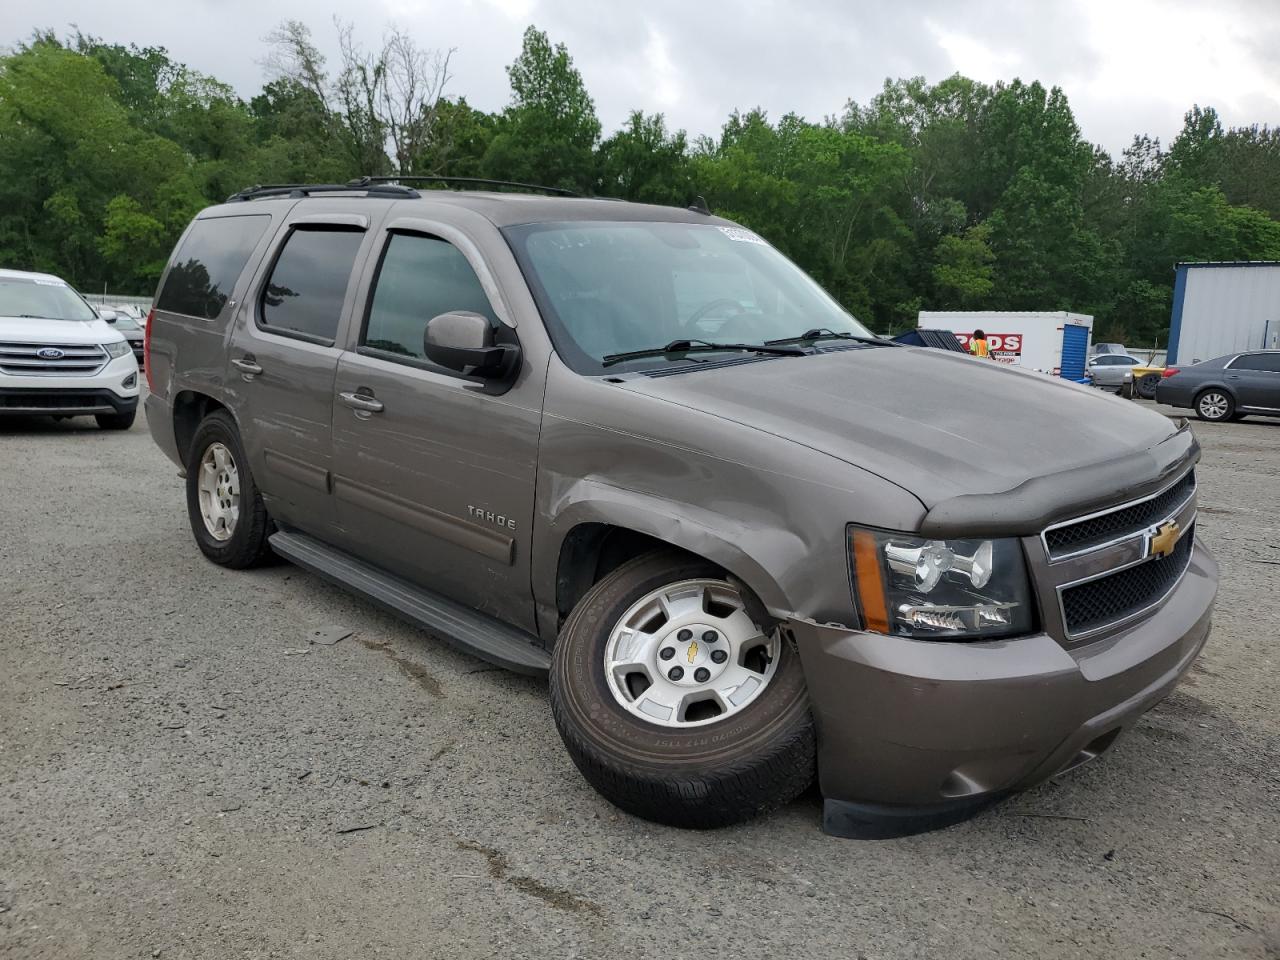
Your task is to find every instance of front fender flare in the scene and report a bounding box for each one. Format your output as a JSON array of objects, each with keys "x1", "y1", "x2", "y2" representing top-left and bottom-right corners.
[{"x1": 534, "y1": 477, "x2": 807, "y2": 622}]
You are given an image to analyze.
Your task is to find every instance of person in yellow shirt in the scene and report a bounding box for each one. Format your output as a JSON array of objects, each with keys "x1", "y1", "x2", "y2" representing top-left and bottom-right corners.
[{"x1": 969, "y1": 329, "x2": 990, "y2": 359}]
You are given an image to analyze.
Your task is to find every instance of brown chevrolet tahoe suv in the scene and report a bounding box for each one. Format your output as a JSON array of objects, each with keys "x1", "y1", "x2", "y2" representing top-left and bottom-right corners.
[{"x1": 145, "y1": 178, "x2": 1218, "y2": 837}]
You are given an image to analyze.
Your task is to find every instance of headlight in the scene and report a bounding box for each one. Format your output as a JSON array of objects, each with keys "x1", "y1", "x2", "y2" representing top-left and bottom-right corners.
[
  {"x1": 849, "y1": 527, "x2": 1034, "y2": 640},
  {"x1": 104, "y1": 340, "x2": 132, "y2": 359}
]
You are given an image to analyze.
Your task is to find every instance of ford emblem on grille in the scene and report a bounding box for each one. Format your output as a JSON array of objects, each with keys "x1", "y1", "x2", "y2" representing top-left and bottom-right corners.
[{"x1": 36, "y1": 347, "x2": 65, "y2": 360}]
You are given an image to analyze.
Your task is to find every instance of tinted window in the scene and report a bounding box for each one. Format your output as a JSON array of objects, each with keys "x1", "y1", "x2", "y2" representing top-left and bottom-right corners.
[
  {"x1": 361, "y1": 233, "x2": 496, "y2": 361},
  {"x1": 1232, "y1": 353, "x2": 1280, "y2": 372},
  {"x1": 157, "y1": 215, "x2": 270, "y2": 319},
  {"x1": 260, "y1": 228, "x2": 365, "y2": 343},
  {"x1": 1093, "y1": 356, "x2": 1120, "y2": 366}
]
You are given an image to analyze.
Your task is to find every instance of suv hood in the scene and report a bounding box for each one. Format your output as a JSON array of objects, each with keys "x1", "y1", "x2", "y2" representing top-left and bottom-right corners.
[
  {"x1": 0, "y1": 315, "x2": 124, "y2": 343},
  {"x1": 620, "y1": 346, "x2": 1179, "y2": 508}
]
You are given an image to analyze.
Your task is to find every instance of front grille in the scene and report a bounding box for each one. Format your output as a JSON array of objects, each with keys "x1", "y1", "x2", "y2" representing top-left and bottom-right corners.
[
  {"x1": 1060, "y1": 524, "x2": 1195, "y2": 634},
  {"x1": 1045, "y1": 471, "x2": 1196, "y2": 557},
  {"x1": 0, "y1": 341, "x2": 108, "y2": 377}
]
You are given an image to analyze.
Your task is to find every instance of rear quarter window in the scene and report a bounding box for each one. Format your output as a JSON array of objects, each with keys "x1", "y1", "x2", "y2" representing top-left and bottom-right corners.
[{"x1": 157, "y1": 215, "x2": 271, "y2": 320}]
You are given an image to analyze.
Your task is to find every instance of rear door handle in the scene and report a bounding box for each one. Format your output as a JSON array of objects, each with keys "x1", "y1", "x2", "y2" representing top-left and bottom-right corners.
[
  {"x1": 231, "y1": 356, "x2": 263, "y2": 376},
  {"x1": 338, "y1": 390, "x2": 384, "y2": 413}
]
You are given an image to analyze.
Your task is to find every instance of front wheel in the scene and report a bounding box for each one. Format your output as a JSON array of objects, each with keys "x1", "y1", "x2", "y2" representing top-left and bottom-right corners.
[
  {"x1": 550, "y1": 551, "x2": 815, "y2": 829},
  {"x1": 185, "y1": 410, "x2": 273, "y2": 568},
  {"x1": 1137, "y1": 373, "x2": 1161, "y2": 399},
  {"x1": 1195, "y1": 389, "x2": 1234, "y2": 422}
]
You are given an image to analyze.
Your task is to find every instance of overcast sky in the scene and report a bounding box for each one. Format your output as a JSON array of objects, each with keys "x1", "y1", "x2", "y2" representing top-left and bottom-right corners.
[{"x1": 3, "y1": 0, "x2": 1278, "y2": 155}]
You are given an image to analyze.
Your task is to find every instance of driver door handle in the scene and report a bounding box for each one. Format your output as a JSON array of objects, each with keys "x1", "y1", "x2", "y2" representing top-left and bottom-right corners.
[
  {"x1": 338, "y1": 390, "x2": 384, "y2": 413},
  {"x1": 231, "y1": 356, "x2": 263, "y2": 376}
]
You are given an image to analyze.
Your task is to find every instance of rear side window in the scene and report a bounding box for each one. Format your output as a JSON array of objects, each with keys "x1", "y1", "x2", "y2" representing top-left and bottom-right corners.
[
  {"x1": 157, "y1": 215, "x2": 270, "y2": 319},
  {"x1": 259, "y1": 227, "x2": 365, "y2": 344},
  {"x1": 1232, "y1": 353, "x2": 1280, "y2": 372},
  {"x1": 361, "y1": 233, "x2": 497, "y2": 362}
]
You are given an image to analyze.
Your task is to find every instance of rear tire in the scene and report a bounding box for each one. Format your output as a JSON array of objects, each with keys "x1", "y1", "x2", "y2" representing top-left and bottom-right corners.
[
  {"x1": 1195, "y1": 389, "x2": 1234, "y2": 422},
  {"x1": 1137, "y1": 373, "x2": 1160, "y2": 399},
  {"x1": 185, "y1": 410, "x2": 273, "y2": 568},
  {"x1": 550, "y1": 550, "x2": 815, "y2": 829},
  {"x1": 96, "y1": 410, "x2": 136, "y2": 430}
]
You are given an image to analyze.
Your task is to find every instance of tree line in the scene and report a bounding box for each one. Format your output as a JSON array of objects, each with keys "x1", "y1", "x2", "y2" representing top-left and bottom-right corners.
[{"x1": 2, "y1": 23, "x2": 1278, "y2": 345}]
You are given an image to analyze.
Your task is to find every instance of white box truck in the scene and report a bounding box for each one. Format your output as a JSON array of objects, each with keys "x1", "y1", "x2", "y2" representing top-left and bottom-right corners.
[{"x1": 916, "y1": 311, "x2": 1095, "y2": 380}]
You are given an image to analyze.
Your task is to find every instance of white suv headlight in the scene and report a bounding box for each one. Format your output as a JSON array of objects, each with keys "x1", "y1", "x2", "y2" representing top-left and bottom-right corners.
[
  {"x1": 103, "y1": 340, "x2": 132, "y2": 359},
  {"x1": 849, "y1": 527, "x2": 1035, "y2": 640}
]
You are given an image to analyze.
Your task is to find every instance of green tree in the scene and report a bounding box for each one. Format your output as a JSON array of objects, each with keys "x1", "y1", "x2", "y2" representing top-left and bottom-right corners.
[
  {"x1": 596, "y1": 111, "x2": 691, "y2": 203},
  {"x1": 483, "y1": 26, "x2": 600, "y2": 191}
]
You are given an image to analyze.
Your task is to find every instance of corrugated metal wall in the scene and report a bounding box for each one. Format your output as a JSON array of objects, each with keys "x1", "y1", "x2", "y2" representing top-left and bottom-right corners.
[{"x1": 1170, "y1": 264, "x2": 1280, "y2": 364}]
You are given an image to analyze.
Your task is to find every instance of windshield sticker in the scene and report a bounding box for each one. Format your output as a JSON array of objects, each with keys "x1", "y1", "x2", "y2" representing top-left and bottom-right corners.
[
  {"x1": 717, "y1": 226, "x2": 766, "y2": 246},
  {"x1": 34, "y1": 279, "x2": 65, "y2": 286}
]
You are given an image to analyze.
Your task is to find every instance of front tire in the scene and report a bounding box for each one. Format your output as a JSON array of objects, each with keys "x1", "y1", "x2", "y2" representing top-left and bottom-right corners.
[
  {"x1": 185, "y1": 410, "x2": 273, "y2": 568},
  {"x1": 1137, "y1": 373, "x2": 1161, "y2": 399},
  {"x1": 96, "y1": 410, "x2": 136, "y2": 430},
  {"x1": 1195, "y1": 389, "x2": 1234, "y2": 422},
  {"x1": 550, "y1": 550, "x2": 815, "y2": 829}
]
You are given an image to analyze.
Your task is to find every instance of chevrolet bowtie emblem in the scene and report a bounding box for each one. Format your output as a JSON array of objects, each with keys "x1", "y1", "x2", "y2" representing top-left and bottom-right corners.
[
  {"x1": 1150, "y1": 520, "x2": 1182, "y2": 559},
  {"x1": 686, "y1": 641, "x2": 699, "y2": 664}
]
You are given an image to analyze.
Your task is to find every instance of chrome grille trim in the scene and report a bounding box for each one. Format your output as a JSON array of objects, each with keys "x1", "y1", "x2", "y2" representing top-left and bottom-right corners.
[
  {"x1": 1041, "y1": 470, "x2": 1199, "y2": 641},
  {"x1": 1041, "y1": 468, "x2": 1197, "y2": 562},
  {"x1": 0, "y1": 341, "x2": 109, "y2": 377}
]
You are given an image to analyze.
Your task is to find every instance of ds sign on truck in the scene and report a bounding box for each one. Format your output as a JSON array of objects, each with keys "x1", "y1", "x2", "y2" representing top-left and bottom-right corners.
[{"x1": 956, "y1": 332, "x2": 1023, "y2": 363}]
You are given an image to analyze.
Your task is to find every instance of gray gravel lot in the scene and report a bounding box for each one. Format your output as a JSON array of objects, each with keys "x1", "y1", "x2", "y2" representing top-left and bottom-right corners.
[{"x1": 1, "y1": 401, "x2": 1278, "y2": 960}]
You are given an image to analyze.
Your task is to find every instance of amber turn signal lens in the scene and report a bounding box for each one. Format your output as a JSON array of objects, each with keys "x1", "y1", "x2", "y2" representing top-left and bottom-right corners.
[{"x1": 851, "y1": 529, "x2": 891, "y2": 633}]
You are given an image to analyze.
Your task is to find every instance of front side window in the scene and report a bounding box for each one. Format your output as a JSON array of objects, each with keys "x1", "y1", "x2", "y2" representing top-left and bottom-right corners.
[
  {"x1": 361, "y1": 232, "x2": 497, "y2": 363},
  {"x1": 0, "y1": 277, "x2": 97, "y2": 321},
  {"x1": 259, "y1": 227, "x2": 365, "y2": 344},
  {"x1": 504, "y1": 220, "x2": 873, "y2": 373},
  {"x1": 157, "y1": 215, "x2": 270, "y2": 320}
]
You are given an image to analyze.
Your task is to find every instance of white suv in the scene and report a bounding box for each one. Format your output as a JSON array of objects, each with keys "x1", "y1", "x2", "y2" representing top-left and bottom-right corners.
[{"x1": 0, "y1": 268, "x2": 140, "y2": 429}]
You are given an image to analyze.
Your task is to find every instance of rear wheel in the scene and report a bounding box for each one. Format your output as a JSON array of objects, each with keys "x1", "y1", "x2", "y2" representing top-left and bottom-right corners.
[
  {"x1": 550, "y1": 550, "x2": 815, "y2": 829},
  {"x1": 1195, "y1": 389, "x2": 1234, "y2": 422},
  {"x1": 96, "y1": 410, "x2": 136, "y2": 430},
  {"x1": 1137, "y1": 372, "x2": 1161, "y2": 399},
  {"x1": 185, "y1": 411, "x2": 273, "y2": 568}
]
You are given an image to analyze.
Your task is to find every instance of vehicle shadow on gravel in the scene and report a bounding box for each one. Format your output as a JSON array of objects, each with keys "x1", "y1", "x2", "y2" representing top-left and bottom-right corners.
[{"x1": 0, "y1": 415, "x2": 129, "y2": 434}]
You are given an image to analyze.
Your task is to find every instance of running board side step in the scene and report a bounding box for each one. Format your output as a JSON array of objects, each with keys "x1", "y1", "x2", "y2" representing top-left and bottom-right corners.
[{"x1": 268, "y1": 529, "x2": 551, "y2": 677}]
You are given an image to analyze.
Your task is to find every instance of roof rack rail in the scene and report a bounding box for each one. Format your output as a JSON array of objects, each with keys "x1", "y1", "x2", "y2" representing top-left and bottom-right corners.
[
  {"x1": 225, "y1": 182, "x2": 421, "y2": 203},
  {"x1": 349, "y1": 175, "x2": 579, "y2": 198}
]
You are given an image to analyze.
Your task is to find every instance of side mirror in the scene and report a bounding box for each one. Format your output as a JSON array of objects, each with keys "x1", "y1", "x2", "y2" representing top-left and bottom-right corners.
[
  {"x1": 99, "y1": 309, "x2": 118, "y2": 323},
  {"x1": 423, "y1": 311, "x2": 519, "y2": 380}
]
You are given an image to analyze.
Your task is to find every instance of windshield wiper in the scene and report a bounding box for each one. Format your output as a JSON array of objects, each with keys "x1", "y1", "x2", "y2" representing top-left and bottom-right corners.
[
  {"x1": 601, "y1": 338, "x2": 806, "y2": 368},
  {"x1": 765, "y1": 327, "x2": 893, "y2": 347}
]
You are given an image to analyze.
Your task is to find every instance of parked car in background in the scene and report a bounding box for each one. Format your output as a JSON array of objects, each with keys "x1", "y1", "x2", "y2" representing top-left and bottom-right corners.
[
  {"x1": 0, "y1": 268, "x2": 139, "y2": 428},
  {"x1": 145, "y1": 181, "x2": 1216, "y2": 838},
  {"x1": 101, "y1": 308, "x2": 145, "y2": 367},
  {"x1": 1156, "y1": 350, "x2": 1280, "y2": 422},
  {"x1": 1087, "y1": 354, "x2": 1168, "y2": 399},
  {"x1": 110, "y1": 303, "x2": 148, "y2": 325}
]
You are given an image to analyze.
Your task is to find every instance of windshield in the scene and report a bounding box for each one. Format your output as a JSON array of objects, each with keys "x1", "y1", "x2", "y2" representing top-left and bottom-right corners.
[
  {"x1": 110, "y1": 313, "x2": 142, "y2": 332},
  {"x1": 0, "y1": 277, "x2": 98, "y2": 321},
  {"x1": 504, "y1": 221, "x2": 874, "y2": 372}
]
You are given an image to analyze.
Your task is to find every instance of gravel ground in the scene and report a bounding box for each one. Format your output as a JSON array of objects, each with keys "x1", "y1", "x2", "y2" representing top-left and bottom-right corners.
[{"x1": 1, "y1": 400, "x2": 1277, "y2": 960}]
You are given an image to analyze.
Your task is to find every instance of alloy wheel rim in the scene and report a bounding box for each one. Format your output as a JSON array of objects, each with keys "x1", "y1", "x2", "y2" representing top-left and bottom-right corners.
[
  {"x1": 603, "y1": 578, "x2": 779, "y2": 728},
  {"x1": 197, "y1": 442, "x2": 240, "y2": 541},
  {"x1": 1200, "y1": 393, "x2": 1229, "y2": 419}
]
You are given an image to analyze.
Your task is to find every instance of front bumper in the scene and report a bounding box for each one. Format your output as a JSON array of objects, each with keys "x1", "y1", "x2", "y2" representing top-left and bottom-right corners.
[
  {"x1": 791, "y1": 538, "x2": 1218, "y2": 837},
  {"x1": 0, "y1": 355, "x2": 140, "y2": 416}
]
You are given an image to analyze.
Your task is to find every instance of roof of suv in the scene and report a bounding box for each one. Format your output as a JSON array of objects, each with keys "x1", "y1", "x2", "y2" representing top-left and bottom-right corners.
[{"x1": 209, "y1": 189, "x2": 727, "y2": 229}]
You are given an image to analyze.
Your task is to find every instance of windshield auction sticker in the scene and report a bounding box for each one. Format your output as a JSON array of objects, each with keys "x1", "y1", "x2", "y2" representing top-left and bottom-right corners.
[{"x1": 717, "y1": 226, "x2": 767, "y2": 245}]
